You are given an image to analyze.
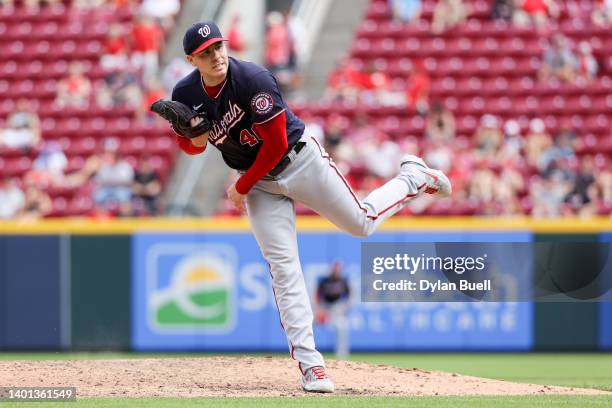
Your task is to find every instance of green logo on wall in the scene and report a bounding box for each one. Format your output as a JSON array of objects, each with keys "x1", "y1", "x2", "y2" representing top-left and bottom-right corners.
[{"x1": 148, "y1": 249, "x2": 235, "y2": 331}]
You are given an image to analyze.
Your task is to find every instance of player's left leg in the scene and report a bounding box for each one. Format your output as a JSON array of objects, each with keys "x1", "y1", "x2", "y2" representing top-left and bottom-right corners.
[{"x1": 246, "y1": 183, "x2": 335, "y2": 392}]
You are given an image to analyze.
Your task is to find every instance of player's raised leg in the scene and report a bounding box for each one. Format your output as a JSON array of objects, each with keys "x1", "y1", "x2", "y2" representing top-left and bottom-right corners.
[
  {"x1": 286, "y1": 136, "x2": 451, "y2": 237},
  {"x1": 245, "y1": 183, "x2": 334, "y2": 392}
]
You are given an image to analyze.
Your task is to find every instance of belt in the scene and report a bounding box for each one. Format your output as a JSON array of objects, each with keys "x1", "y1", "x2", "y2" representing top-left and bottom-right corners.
[{"x1": 268, "y1": 141, "x2": 306, "y2": 177}]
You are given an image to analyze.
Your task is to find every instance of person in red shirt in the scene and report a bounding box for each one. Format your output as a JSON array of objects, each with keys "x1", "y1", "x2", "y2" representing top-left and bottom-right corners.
[
  {"x1": 227, "y1": 14, "x2": 246, "y2": 55},
  {"x1": 130, "y1": 15, "x2": 165, "y2": 81},
  {"x1": 101, "y1": 23, "x2": 130, "y2": 71},
  {"x1": 326, "y1": 58, "x2": 365, "y2": 102},
  {"x1": 514, "y1": 0, "x2": 559, "y2": 29},
  {"x1": 264, "y1": 11, "x2": 292, "y2": 72},
  {"x1": 55, "y1": 61, "x2": 92, "y2": 108},
  {"x1": 139, "y1": 79, "x2": 166, "y2": 120},
  {"x1": 405, "y1": 59, "x2": 430, "y2": 115}
]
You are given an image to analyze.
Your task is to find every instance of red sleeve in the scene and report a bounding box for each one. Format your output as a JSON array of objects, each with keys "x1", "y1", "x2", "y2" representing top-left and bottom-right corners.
[
  {"x1": 176, "y1": 134, "x2": 206, "y2": 155},
  {"x1": 235, "y1": 112, "x2": 288, "y2": 194}
]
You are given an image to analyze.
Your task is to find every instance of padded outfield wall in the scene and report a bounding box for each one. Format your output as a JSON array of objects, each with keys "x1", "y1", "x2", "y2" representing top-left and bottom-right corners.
[{"x1": 0, "y1": 217, "x2": 610, "y2": 351}]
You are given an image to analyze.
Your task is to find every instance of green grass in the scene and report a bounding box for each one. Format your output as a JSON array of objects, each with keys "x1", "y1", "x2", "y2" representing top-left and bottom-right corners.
[
  {"x1": 349, "y1": 353, "x2": 612, "y2": 391},
  {"x1": 1, "y1": 396, "x2": 612, "y2": 408}
]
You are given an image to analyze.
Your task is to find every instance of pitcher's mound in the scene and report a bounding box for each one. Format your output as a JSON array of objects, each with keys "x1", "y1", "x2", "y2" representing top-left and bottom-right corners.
[{"x1": 0, "y1": 356, "x2": 608, "y2": 397}]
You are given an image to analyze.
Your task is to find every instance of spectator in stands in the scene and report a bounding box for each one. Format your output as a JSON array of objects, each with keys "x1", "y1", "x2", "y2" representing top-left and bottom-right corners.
[
  {"x1": 513, "y1": 0, "x2": 560, "y2": 29},
  {"x1": 264, "y1": 11, "x2": 291, "y2": 70},
  {"x1": 405, "y1": 59, "x2": 430, "y2": 115},
  {"x1": 389, "y1": 0, "x2": 421, "y2": 23},
  {"x1": 140, "y1": 0, "x2": 180, "y2": 31},
  {"x1": 473, "y1": 114, "x2": 503, "y2": 159},
  {"x1": 323, "y1": 115, "x2": 346, "y2": 162},
  {"x1": 326, "y1": 58, "x2": 363, "y2": 103},
  {"x1": 19, "y1": 180, "x2": 52, "y2": 219},
  {"x1": 576, "y1": 41, "x2": 598, "y2": 83},
  {"x1": 538, "y1": 128, "x2": 576, "y2": 174},
  {"x1": 492, "y1": 0, "x2": 515, "y2": 21},
  {"x1": 592, "y1": 0, "x2": 612, "y2": 26},
  {"x1": 132, "y1": 156, "x2": 161, "y2": 215},
  {"x1": 0, "y1": 178, "x2": 25, "y2": 219},
  {"x1": 25, "y1": 141, "x2": 68, "y2": 189},
  {"x1": 138, "y1": 79, "x2": 166, "y2": 121},
  {"x1": 100, "y1": 23, "x2": 131, "y2": 72},
  {"x1": 90, "y1": 139, "x2": 135, "y2": 216},
  {"x1": 468, "y1": 159, "x2": 496, "y2": 205},
  {"x1": 130, "y1": 14, "x2": 164, "y2": 82},
  {"x1": 55, "y1": 62, "x2": 92, "y2": 108},
  {"x1": 539, "y1": 34, "x2": 577, "y2": 83},
  {"x1": 363, "y1": 134, "x2": 401, "y2": 178},
  {"x1": 227, "y1": 14, "x2": 247, "y2": 57},
  {"x1": 425, "y1": 102, "x2": 455, "y2": 142},
  {"x1": 431, "y1": 0, "x2": 469, "y2": 34},
  {"x1": 96, "y1": 69, "x2": 142, "y2": 109},
  {"x1": 359, "y1": 61, "x2": 393, "y2": 105},
  {"x1": 424, "y1": 137, "x2": 453, "y2": 173},
  {"x1": 596, "y1": 168, "x2": 612, "y2": 212},
  {"x1": 0, "y1": 98, "x2": 41, "y2": 150},
  {"x1": 497, "y1": 119, "x2": 524, "y2": 164},
  {"x1": 531, "y1": 170, "x2": 571, "y2": 217},
  {"x1": 524, "y1": 118, "x2": 552, "y2": 168},
  {"x1": 264, "y1": 11, "x2": 293, "y2": 91},
  {"x1": 564, "y1": 155, "x2": 595, "y2": 211},
  {"x1": 495, "y1": 166, "x2": 525, "y2": 215}
]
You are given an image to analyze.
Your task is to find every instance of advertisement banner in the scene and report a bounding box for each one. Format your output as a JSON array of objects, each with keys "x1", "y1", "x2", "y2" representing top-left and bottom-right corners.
[{"x1": 132, "y1": 231, "x2": 533, "y2": 351}]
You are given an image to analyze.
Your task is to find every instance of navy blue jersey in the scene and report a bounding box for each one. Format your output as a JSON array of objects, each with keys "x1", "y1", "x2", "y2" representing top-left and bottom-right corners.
[{"x1": 172, "y1": 57, "x2": 305, "y2": 170}]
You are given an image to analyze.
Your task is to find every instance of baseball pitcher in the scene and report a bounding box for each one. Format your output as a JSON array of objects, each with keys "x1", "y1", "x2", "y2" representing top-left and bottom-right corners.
[{"x1": 151, "y1": 21, "x2": 451, "y2": 393}]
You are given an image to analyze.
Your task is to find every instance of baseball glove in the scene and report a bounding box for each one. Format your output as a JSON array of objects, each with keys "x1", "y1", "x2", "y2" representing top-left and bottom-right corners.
[{"x1": 150, "y1": 99, "x2": 212, "y2": 139}]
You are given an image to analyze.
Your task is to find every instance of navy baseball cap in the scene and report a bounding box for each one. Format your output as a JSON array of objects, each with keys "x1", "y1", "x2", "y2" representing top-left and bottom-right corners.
[{"x1": 183, "y1": 21, "x2": 227, "y2": 55}]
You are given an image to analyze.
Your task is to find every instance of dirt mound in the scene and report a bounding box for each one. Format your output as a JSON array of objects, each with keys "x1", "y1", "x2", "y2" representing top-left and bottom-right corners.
[{"x1": 0, "y1": 357, "x2": 608, "y2": 397}]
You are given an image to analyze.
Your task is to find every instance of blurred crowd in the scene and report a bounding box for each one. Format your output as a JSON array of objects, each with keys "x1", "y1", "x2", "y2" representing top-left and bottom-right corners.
[
  {"x1": 0, "y1": 135, "x2": 162, "y2": 219},
  {"x1": 271, "y1": 0, "x2": 610, "y2": 217},
  {"x1": 297, "y1": 108, "x2": 610, "y2": 217},
  {"x1": 1, "y1": 0, "x2": 610, "y2": 219},
  {"x1": 0, "y1": 0, "x2": 178, "y2": 218}
]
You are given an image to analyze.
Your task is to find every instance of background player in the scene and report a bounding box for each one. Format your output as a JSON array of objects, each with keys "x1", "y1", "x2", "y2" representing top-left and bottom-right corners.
[
  {"x1": 315, "y1": 260, "x2": 351, "y2": 359},
  {"x1": 156, "y1": 20, "x2": 451, "y2": 393}
]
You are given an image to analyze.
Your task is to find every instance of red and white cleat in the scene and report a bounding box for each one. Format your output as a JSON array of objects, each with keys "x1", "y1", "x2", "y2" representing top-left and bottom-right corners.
[
  {"x1": 300, "y1": 366, "x2": 335, "y2": 393},
  {"x1": 400, "y1": 154, "x2": 452, "y2": 197}
]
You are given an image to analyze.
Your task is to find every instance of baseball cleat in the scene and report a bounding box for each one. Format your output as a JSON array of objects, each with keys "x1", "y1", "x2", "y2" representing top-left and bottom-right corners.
[
  {"x1": 300, "y1": 366, "x2": 335, "y2": 393},
  {"x1": 400, "y1": 154, "x2": 452, "y2": 197}
]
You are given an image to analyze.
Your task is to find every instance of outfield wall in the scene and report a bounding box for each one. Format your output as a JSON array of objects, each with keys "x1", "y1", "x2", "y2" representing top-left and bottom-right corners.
[{"x1": 0, "y1": 217, "x2": 610, "y2": 352}]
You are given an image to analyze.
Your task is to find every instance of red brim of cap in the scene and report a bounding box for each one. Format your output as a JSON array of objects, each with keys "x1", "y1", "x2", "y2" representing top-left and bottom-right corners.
[{"x1": 190, "y1": 38, "x2": 228, "y2": 55}]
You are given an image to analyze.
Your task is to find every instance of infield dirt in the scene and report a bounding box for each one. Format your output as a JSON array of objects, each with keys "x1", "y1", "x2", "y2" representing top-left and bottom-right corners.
[{"x1": 0, "y1": 357, "x2": 609, "y2": 397}]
